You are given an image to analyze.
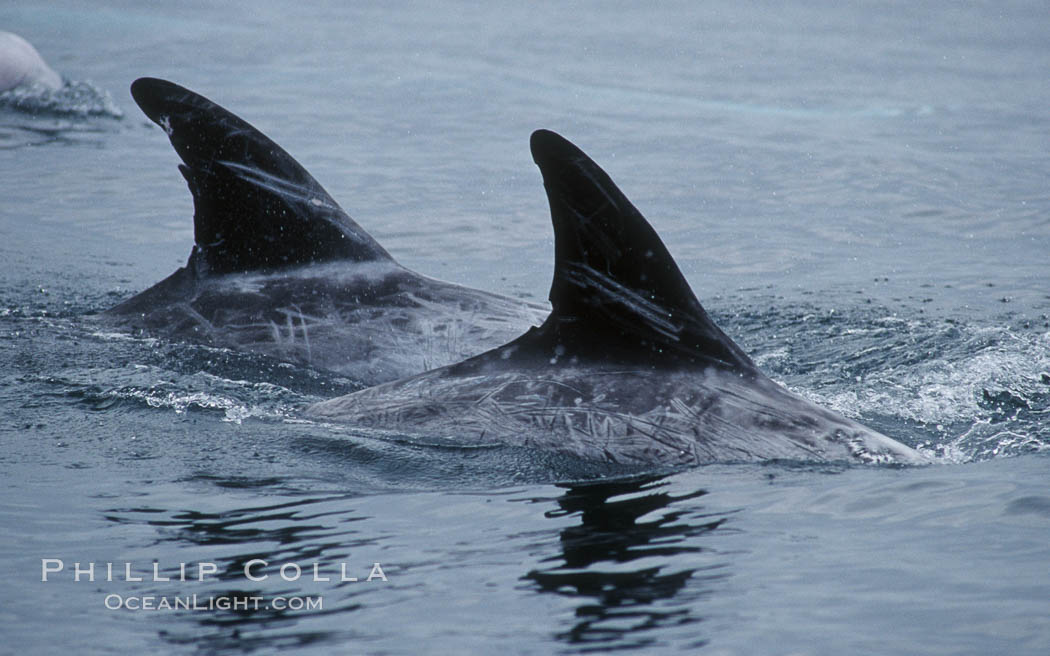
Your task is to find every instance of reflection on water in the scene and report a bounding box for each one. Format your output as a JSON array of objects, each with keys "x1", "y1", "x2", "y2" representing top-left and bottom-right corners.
[
  {"x1": 525, "y1": 475, "x2": 734, "y2": 652},
  {"x1": 94, "y1": 473, "x2": 739, "y2": 654},
  {"x1": 102, "y1": 490, "x2": 375, "y2": 652}
]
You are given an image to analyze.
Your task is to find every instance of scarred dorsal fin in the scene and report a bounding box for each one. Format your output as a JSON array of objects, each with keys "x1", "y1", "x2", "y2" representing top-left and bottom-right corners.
[
  {"x1": 527, "y1": 129, "x2": 755, "y2": 371},
  {"x1": 130, "y1": 77, "x2": 392, "y2": 275}
]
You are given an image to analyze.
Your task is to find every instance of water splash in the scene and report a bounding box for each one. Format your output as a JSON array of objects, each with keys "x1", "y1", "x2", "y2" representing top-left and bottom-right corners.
[
  {"x1": 0, "y1": 79, "x2": 123, "y2": 118},
  {"x1": 754, "y1": 307, "x2": 1050, "y2": 463}
]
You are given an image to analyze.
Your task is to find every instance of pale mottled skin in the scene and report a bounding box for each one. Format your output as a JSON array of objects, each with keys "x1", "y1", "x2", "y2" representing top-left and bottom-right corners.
[
  {"x1": 0, "y1": 32, "x2": 61, "y2": 92},
  {"x1": 102, "y1": 259, "x2": 547, "y2": 385},
  {"x1": 308, "y1": 346, "x2": 925, "y2": 466}
]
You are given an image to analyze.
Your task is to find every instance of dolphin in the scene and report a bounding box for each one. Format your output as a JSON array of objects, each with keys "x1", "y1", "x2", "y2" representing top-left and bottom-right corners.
[
  {"x1": 101, "y1": 78, "x2": 546, "y2": 384},
  {"x1": 308, "y1": 130, "x2": 927, "y2": 466},
  {"x1": 0, "y1": 31, "x2": 62, "y2": 92}
]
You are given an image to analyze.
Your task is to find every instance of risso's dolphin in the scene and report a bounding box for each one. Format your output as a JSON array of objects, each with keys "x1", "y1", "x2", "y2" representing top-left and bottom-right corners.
[
  {"x1": 309, "y1": 130, "x2": 927, "y2": 466},
  {"x1": 0, "y1": 31, "x2": 62, "y2": 92},
  {"x1": 102, "y1": 78, "x2": 546, "y2": 384}
]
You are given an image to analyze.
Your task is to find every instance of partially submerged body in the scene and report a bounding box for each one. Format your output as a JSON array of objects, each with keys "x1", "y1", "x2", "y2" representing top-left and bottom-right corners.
[
  {"x1": 100, "y1": 78, "x2": 544, "y2": 384},
  {"x1": 0, "y1": 32, "x2": 62, "y2": 92},
  {"x1": 99, "y1": 78, "x2": 924, "y2": 466},
  {"x1": 309, "y1": 130, "x2": 927, "y2": 466}
]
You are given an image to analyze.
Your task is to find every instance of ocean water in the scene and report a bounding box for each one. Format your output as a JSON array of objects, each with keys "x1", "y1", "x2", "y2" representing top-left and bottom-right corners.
[{"x1": 1, "y1": 1, "x2": 1048, "y2": 654}]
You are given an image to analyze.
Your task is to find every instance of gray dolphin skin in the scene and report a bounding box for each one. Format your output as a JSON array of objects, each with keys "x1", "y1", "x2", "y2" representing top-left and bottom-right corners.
[
  {"x1": 102, "y1": 78, "x2": 546, "y2": 384},
  {"x1": 309, "y1": 130, "x2": 927, "y2": 466}
]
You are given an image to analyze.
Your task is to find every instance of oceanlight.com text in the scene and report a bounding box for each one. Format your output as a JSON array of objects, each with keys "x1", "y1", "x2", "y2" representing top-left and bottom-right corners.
[{"x1": 103, "y1": 594, "x2": 323, "y2": 612}]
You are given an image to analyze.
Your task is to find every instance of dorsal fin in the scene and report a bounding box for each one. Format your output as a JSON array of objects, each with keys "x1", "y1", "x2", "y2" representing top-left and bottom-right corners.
[
  {"x1": 528, "y1": 129, "x2": 755, "y2": 371},
  {"x1": 130, "y1": 77, "x2": 392, "y2": 275}
]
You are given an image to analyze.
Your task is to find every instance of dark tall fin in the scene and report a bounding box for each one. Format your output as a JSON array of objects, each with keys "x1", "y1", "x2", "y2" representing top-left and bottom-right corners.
[
  {"x1": 528, "y1": 129, "x2": 755, "y2": 372},
  {"x1": 130, "y1": 77, "x2": 392, "y2": 275}
]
